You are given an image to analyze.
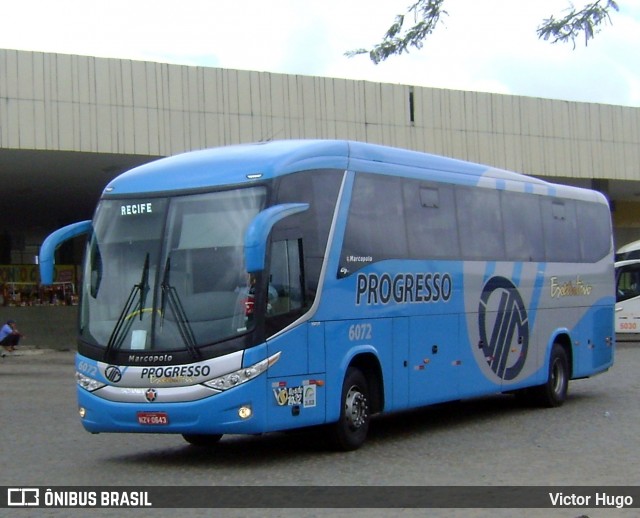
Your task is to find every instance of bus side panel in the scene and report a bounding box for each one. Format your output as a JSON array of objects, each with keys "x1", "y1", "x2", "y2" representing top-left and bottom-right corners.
[
  {"x1": 266, "y1": 321, "x2": 328, "y2": 378},
  {"x1": 391, "y1": 317, "x2": 409, "y2": 411},
  {"x1": 264, "y1": 374, "x2": 327, "y2": 432},
  {"x1": 460, "y1": 261, "x2": 545, "y2": 394},
  {"x1": 408, "y1": 314, "x2": 460, "y2": 406},
  {"x1": 457, "y1": 311, "x2": 508, "y2": 398},
  {"x1": 266, "y1": 325, "x2": 308, "y2": 378},
  {"x1": 570, "y1": 301, "x2": 615, "y2": 377},
  {"x1": 264, "y1": 323, "x2": 328, "y2": 432},
  {"x1": 308, "y1": 321, "x2": 326, "y2": 373}
]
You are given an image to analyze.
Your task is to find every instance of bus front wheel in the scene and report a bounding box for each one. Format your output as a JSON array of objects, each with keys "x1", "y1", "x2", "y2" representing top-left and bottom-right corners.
[
  {"x1": 329, "y1": 367, "x2": 370, "y2": 451},
  {"x1": 182, "y1": 433, "x2": 223, "y2": 447}
]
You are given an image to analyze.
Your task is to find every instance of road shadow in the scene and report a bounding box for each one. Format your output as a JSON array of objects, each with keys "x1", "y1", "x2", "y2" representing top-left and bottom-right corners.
[{"x1": 104, "y1": 390, "x2": 597, "y2": 468}]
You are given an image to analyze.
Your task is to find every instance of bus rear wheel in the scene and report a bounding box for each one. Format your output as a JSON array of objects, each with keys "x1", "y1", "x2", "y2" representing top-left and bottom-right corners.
[
  {"x1": 182, "y1": 433, "x2": 223, "y2": 447},
  {"x1": 528, "y1": 343, "x2": 569, "y2": 407},
  {"x1": 329, "y1": 367, "x2": 370, "y2": 451}
]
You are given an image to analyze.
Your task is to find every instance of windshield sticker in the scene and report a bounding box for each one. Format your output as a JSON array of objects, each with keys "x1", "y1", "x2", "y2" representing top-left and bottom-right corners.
[
  {"x1": 120, "y1": 203, "x2": 153, "y2": 216},
  {"x1": 272, "y1": 380, "x2": 319, "y2": 408},
  {"x1": 356, "y1": 272, "x2": 453, "y2": 305},
  {"x1": 274, "y1": 386, "x2": 302, "y2": 406},
  {"x1": 303, "y1": 385, "x2": 316, "y2": 408}
]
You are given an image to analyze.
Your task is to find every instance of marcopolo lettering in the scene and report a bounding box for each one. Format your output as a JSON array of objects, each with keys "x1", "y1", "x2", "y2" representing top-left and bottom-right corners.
[
  {"x1": 128, "y1": 354, "x2": 173, "y2": 363},
  {"x1": 356, "y1": 272, "x2": 453, "y2": 305},
  {"x1": 140, "y1": 365, "x2": 211, "y2": 379},
  {"x1": 121, "y1": 203, "x2": 153, "y2": 216}
]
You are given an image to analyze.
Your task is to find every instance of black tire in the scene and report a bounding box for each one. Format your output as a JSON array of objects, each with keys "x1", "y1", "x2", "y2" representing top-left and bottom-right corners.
[
  {"x1": 528, "y1": 343, "x2": 569, "y2": 407},
  {"x1": 329, "y1": 367, "x2": 370, "y2": 451},
  {"x1": 182, "y1": 433, "x2": 223, "y2": 447}
]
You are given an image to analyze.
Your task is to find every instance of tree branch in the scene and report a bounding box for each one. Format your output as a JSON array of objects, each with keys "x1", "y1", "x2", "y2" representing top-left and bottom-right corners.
[
  {"x1": 346, "y1": 0, "x2": 620, "y2": 64},
  {"x1": 345, "y1": 0, "x2": 447, "y2": 64},
  {"x1": 537, "y1": 0, "x2": 619, "y2": 48}
]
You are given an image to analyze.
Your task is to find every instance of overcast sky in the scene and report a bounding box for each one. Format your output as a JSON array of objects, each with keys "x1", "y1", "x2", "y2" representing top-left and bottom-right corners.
[{"x1": 2, "y1": 0, "x2": 639, "y2": 106}]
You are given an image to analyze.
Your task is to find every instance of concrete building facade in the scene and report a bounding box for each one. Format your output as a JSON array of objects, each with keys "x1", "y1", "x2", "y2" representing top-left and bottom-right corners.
[{"x1": 2, "y1": 47, "x2": 640, "y2": 262}]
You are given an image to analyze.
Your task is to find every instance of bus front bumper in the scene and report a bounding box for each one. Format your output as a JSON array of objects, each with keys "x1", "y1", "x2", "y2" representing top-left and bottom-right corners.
[{"x1": 77, "y1": 381, "x2": 267, "y2": 435}]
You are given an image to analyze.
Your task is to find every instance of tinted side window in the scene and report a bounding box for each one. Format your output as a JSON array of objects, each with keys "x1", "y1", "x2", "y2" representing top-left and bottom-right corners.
[
  {"x1": 273, "y1": 169, "x2": 343, "y2": 300},
  {"x1": 542, "y1": 199, "x2": 580, "y2": 262},
  {"x1": 404, "y1": 181, "x2": 460, "y2": 259},
  {"x1": 456, "y1": 187, "x2": 505, "y2": 261},
  {"x1": 339, "y1": 171, "x2": 608, "y2": 271},
  {"x1": 269, "y1": 239, "x2": 304, "y2": 314},
  {"x1": 577, "y1": 200, "x2": 612, "y2": 262},
  {"x1": 502, "y1": 192, "x2": 545, "y2": 261},
  {"x1": 340, "y1": 174, "x2": 407, "y2": 275}
]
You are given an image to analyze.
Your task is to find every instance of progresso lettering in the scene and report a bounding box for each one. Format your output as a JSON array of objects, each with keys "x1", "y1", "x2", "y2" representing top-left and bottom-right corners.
[
  {"x1": 140, "y1": 365, "x2": 211, "y2": 379},
  {"x1": 356, "y1": 272, "x2": 453, "y2": 305}
]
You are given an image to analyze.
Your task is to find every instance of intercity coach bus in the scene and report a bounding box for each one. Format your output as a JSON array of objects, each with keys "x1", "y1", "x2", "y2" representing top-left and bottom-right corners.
[{"x1": 39, "y1": 140, "x2": 615, "y2": 450}]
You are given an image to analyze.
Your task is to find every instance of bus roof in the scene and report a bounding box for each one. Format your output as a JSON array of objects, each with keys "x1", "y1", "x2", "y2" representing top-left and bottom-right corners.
[
  {"x1": 103, "y1": 140, "x2": 605, "y2": 203},
  {"x1": 617, "y1": 239, "x2": 640, "y2": 255},
  {"x1": 615, "y1": 259, "x2": 640, "y2": 268}
]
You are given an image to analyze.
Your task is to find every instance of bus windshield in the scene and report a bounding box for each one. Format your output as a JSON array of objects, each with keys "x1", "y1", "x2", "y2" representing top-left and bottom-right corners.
[{"x1": 80, "y1": 186, "x2": 267, "y2": 353}]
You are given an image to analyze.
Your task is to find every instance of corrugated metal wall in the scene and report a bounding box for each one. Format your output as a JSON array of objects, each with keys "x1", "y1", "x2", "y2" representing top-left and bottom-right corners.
[{"x1": 1, "y1": 48, "x2": 639, "y2": 181}]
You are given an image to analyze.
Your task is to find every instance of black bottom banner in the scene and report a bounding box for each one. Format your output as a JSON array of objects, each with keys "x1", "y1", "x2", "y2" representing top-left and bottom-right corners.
[{"x1": 2, "y1": 486, "x2": 638, "y2": 509}]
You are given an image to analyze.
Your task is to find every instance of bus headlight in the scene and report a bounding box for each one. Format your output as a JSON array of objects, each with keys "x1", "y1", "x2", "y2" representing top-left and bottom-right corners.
[
  {"x1": 203, "y1": 351, "x2": 280, "y2": 391},
  {"x1": 76, "y1": 372, "x2": 106, "y2": 392},
  {"x1": 238, "y1": 405, "x2": 252, "y2": 419}
]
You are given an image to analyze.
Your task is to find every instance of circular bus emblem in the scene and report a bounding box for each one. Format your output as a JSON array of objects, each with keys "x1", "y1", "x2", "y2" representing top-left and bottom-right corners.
[
  {"x1": 478, "y1": 276, "x2": 529, "y2": 381},
  {"x1": 105, "y1": 365, "x2": 122, "y2": 383},
  {"x1": 145, "y1": 388, "x2": 158, "y2": 402}
]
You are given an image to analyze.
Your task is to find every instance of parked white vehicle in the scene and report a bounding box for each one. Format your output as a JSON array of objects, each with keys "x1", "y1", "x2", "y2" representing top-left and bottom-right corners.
[{"x1": 615, "y1": 259, "x2": 640, "y2": 334}]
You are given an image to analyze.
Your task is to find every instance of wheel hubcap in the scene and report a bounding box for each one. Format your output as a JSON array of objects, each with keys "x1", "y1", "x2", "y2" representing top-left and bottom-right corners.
[
  {"x1": 345, "y1": 385, "x2": 368, "y2": 430},
  {"x1": 551, "y1": 359, "x2": 565, "y2": 395}
]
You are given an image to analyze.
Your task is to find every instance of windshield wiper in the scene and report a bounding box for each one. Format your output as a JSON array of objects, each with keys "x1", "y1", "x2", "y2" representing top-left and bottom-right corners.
[
  {"x1": 160, "y1": 256, "x2": 200, "y2": 360},
  {"x1": 104, "y1": 253, "x2": 150, "y2": 360},
  {"x1": 139, "y1": 253, "x2": 150, "y2": 317},
  {"x1": 160, "y1": 256, "x2": 171, "y2": 325}
]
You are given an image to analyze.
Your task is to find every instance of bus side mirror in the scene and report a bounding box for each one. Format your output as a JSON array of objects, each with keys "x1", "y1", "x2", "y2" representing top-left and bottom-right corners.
[
  {"x1": 244, "y1": 203, "x2": 309, "y2": 273},
  {"x1": 39, "y1": 220, "x2": 93, "y2": 285}
]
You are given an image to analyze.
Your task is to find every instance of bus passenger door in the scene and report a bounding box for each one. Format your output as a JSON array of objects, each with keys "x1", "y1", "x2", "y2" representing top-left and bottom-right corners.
[{"x1": 408, "y1": 315, "x2": 460, "y2": 406}]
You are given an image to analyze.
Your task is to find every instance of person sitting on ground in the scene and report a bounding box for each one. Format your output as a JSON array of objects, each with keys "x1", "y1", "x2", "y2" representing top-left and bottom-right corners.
[{"x1": 0, "y1": 319, "x2": 23, "y2": 353}]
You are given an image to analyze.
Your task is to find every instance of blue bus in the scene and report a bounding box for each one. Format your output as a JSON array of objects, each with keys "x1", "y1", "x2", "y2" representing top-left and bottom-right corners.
[{"x1": 40, "y1": 140, "x2": 615, "y2": 450}]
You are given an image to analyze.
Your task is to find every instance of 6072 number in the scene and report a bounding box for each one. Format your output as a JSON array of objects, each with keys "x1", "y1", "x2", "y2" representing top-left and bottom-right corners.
[{"x1": 348, "y1": 323, "x2": 372, "y2": 341}]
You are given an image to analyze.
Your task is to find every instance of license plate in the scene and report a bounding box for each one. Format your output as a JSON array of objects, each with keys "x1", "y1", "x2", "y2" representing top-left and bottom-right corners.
[{"x1": 137, "y1": 411, "x2": 169, "y2": 425}]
